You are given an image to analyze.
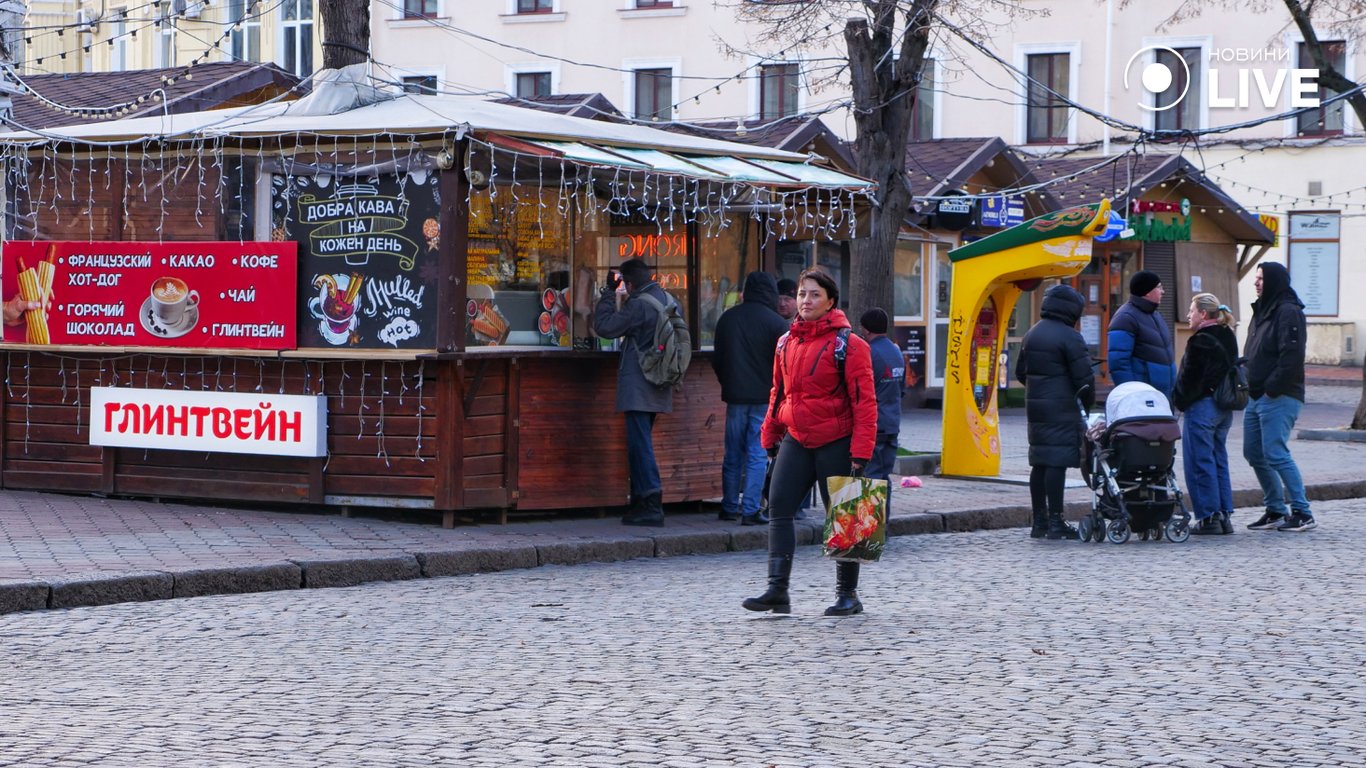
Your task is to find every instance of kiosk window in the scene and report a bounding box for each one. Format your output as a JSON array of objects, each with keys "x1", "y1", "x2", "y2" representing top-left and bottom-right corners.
[
  {"x1": 698, "y1": 216, "x2": 759, "y2": 347},
  {"x1": 466, "y1": 188, "x2": 573, "y2": 347}
]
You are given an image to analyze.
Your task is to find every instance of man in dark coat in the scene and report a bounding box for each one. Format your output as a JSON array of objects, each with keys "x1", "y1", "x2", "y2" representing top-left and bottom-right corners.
[
  {"x1": 1016, "y1": 284, "x2": 1095, "y2": 540},
  {"x1": 1107, "y1": 270, "x2": 1176, "y2": 398},
  {"x1": 712, "y1": 272, "x2": 788, "y2": 525},
  {"x1": 1242, "y1": 262, "x2": 1315, "y2": 532},
  {"x1": 859, "y1": 308, "x2": 905, "y2": 482},
  {"x1": 593, "y1": 258, "x2": 676, "y2": 527}
]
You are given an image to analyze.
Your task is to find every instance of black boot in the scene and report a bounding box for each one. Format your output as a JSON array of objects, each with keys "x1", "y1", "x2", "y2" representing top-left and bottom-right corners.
[
  {"x1": 824, "y1": 560, "x2": 863, "y2": 616},
  {"x1": 1030, "y1": 508, "x2": 1047, "y2": 539},
  {"x1": 742, "y1": 555, "x2": 792, "y2": 613},
  {"x1": 739, "y1": 507, "x2": 770, "y2": 526},
  {"x1": 623, "y1": 492, "x2": 664, "y2": 527},
  {"x1": 1044, "y1": 512, "x2": 1079, "y2": 540}
]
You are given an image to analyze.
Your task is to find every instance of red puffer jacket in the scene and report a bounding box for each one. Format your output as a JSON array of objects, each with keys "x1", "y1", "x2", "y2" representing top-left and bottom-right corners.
[{"x1": 760, "y1": 309, "x2": 877, "y2": 461}]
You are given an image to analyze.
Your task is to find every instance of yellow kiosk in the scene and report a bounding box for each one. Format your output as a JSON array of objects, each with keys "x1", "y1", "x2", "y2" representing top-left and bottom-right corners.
[{"x1": 940, "y1": 201, "x2": 1112, "y2": 477}]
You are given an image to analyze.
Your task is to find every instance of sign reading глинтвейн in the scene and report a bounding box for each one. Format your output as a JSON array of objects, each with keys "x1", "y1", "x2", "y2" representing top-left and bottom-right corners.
[{"x1": 89, "y1": 388, "x2": 327, "y2": 457}]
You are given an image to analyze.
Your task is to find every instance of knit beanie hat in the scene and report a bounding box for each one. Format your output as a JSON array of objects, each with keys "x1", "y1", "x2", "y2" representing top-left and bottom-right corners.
[
  {"x1": 1129, "y1": 270, "x2": 1161, "y2": 297},
  {"x1": 859, "y1": 308, "x2": 889, "y2": 335}
]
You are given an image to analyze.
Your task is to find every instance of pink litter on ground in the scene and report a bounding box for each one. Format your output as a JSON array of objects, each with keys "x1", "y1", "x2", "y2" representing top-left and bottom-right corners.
[{"x1": 901, "y1": 476, "x2": 922, "y2": 488}]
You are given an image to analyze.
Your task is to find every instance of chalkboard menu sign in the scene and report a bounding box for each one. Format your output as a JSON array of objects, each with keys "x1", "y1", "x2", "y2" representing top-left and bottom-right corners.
[{"x1": 272, "y1": 172, "x2": 441, "y2": 349}]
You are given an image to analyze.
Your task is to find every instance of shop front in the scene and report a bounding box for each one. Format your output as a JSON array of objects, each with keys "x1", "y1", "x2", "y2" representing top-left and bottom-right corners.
[{"x1": 0, "y1": 74, "x2": 871, "y2": 524}]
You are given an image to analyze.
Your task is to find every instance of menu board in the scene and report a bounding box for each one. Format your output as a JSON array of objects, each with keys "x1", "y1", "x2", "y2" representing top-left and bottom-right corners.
[
  {"x1": 1, "y1": 240, "x2": 297, "y2": 349},
  {"x1": 273, "y1": 172, "x2": 440, "y2": 349}
]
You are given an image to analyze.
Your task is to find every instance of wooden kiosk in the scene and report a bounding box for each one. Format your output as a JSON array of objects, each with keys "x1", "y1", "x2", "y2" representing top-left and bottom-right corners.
[{"x1": 0, "y1": 78, "x2": 871, "y2": 525}]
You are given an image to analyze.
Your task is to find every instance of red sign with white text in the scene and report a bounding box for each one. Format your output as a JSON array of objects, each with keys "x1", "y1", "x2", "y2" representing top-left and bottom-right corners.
[{"x1": 2, "y1": 241, "x2": 297, "y2": 349}]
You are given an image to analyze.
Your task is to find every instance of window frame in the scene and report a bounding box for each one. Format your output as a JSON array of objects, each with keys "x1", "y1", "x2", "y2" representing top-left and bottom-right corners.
[
  {"x1": 506, "y1": 63, "x2": 561, "y2": 101},
  {"x1": 1141, "y1": 36, "x2": 1210, "y2": 134},
  {"x1": 515, "y1": 72, "x2": 553, "y2": 99},
  {"x1": 1015, "y1": 42, "x2": 1080, "y2": 146},
  {"x1": 624, "y1": 61, "x2": 679, "y2": 122},
  {"x1": 155, "y1": 1, "x2": 176, "y2": 68},
  {"x1": 402, "y1": 0, "x2": 440, "y2": 19},
  {"x1": 909, "y1": 56, "x2": 938, "y2": 141},
  {"x1": 757, "y1": 62, "x2": 801, "y2": 122},
  {"x1": 1294, "y1": 39, "x2": 1350, "y2": 137},
  {"x1": 228, "y1": 0, "x2": 262, "y2": 63},
  {"x1": 109, "y1": 8, "x2": 129, "y2": 71},
  {"x1": 278, "y1": 0, "x2": 315, "y2": 78},
  {"x1": 515, "y1": 0, "x2": 555, "y2": 13}
]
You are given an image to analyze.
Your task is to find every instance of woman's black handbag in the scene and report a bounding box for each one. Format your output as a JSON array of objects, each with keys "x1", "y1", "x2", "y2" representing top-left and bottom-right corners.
[{"x1": 1214, "y1": 359, "x2": 1249, "y2": 410}]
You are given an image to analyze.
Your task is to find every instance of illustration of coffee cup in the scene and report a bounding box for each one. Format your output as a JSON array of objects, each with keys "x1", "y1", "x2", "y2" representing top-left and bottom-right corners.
[{"x1": 150, "y1": 277, "x2": 199, "y2": 327}]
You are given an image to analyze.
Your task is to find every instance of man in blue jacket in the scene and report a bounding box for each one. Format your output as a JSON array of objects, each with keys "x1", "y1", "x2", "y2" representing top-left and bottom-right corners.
[
  {"x1": 1107, "y1": 270, "x2": 1176, "y2": 398},
  {"x1": 712, "y1": 272, "x2": 788, "y2": 525},
  {"x1": 859, "y1": 308, "x2": 905, "y2": 481}
]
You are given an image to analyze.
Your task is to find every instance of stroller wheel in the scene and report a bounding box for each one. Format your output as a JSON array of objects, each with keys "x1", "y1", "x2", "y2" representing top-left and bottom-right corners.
[
  {"x1": 1092, "y1": 520, "x2": 1106, "y2": 543},
  {"x1": 1106, "y1": 520, "x2": 1131, "y2": 545},
  {"x1": 1151, "y1": 526, "x2": 1164, "y2": 542},
  {"x1": 1077, "y1": 517, "x2": 1093, "y2": 543},
  {"x1": 1165, "y1": 518, "x2": 1190, "y2": 543}
]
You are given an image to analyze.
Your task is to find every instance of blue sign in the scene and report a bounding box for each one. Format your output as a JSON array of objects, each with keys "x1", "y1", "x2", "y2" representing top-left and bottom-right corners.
[
  {"x1": 980, "y1": 195, "x2": 1025, "y2": 228},
  {"x1": 1093, "y1": 210, "x2": 1130, "y2": 243}
]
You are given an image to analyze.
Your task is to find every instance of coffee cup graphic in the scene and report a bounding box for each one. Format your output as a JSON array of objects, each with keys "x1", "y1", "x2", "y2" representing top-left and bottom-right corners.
[{"x1": 150, "y1": 277, "x2": 199, "y2": 328}]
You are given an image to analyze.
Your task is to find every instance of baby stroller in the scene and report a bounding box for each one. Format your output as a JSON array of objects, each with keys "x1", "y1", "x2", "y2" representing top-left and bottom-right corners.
[{"x1": 1078, "y1": 381, "x2": 1192, "y2": 544}]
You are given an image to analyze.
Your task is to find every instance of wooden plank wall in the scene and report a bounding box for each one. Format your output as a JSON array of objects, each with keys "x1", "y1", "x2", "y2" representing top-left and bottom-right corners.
[
  {"x1": 513, "y1": 356, "x2": 724, "y2": 510},
  {"x1": 0, "y1": 353, "x2": 441, "y2": 506}
]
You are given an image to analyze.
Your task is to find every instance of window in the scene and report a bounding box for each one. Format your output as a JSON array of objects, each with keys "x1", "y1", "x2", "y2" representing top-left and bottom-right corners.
[
  {"x1": 1026, "y1": 52, "x2": 1070, "y2": 144},
  {"x1": 635, "y1": 1, "x2": 674, "y2": 7},
  {"x1": 634, "y1": 68, "x2": 673, "y2": 121},
  {"x1": 515, "y1": 72, "x2": 552, "y2": 99},
  {"x1": 517, "y1": 0, "x2": 553, "y2": 12},
  {"x1": 1153, "y1": 47, "x2": 1201, "y2": 132},
  {"x1": 402, "y1": 75, "x2": 438, "y2": 94},
  {"x1": 110, "y1": 9, "x2": 129, "y2": 71},
  {"x1": 281, "y1": 0, "x2": 314, "y2": 78},
  {"x1": 910, "y1": 58, "x2": 935, "y2": 140},
  {"x1": 697, "y1": 216, "x2": 757, "y2": 347},
  {"x1": 156, "y1": 2, "x2": 176, "y2": 68},
  {"x1": 893, "y1": 241, "x2": 924, "y2": 320},
  {"x1": 1297, "y1": 41, "x2": 1347, "y2": 136},
  {"x1": 404, "y1": 0, "x2": 438, "y2": 18},
  {"x1": 759, "y1": 63, "x2": 799, "y2": 121},
  {"x1": 228, "y1": 0, "x2": 261, "y2": 62}
]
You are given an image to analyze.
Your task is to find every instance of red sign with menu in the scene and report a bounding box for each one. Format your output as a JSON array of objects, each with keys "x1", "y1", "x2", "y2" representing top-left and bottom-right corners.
[{"x1": 1, "y1": 241, "x2": 297, "y2": 349}]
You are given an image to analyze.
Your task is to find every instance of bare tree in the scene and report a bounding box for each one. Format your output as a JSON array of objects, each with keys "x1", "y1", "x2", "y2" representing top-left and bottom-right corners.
[{"x1": 320, "y1": 0, "x2": 370, "y2": 70}]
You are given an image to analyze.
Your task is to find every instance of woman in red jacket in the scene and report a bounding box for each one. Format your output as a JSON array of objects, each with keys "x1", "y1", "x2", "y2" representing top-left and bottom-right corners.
[{"x1": 743, "y1": 268, "x2": 878, "y2": 616}]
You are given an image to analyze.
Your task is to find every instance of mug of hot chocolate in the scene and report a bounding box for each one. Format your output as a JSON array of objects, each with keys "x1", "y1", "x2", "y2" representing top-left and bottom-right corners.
[{"x1": 150, "y1": 277, "x2": 199, "y2": 327}]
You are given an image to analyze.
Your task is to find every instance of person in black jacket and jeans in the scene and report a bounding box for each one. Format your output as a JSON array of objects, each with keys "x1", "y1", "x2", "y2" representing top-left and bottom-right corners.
[
  {"x1": 1016, "y1": 284, "x2": 1095, "y2": 540},
  {"x1": 1172, "y1": 293, "x2": 1239, "y2": 535},
  {"x1": 712, "y1": 272, "x2": 789, "y2": 525},
  {"x1": 1241, "y1": 263, "x2": 1315, "y2": 532}
]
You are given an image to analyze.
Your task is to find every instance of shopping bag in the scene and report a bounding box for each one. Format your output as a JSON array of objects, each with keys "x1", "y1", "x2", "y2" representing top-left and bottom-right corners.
[{"x1": 822, "y1": 475, "x2": 889, "y2": 563}]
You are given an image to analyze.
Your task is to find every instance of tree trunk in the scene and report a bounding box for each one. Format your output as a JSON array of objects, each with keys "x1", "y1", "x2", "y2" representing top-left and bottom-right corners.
[
  {"x1": 320, "y1": 0, "x2": 370, "y2": 70},
  {"x1": 843, "y1": 0, "x2": 937, "y2": 325},
  {"x1": 1354, "y1": 374, "x2": 1366, "y2": 430}
]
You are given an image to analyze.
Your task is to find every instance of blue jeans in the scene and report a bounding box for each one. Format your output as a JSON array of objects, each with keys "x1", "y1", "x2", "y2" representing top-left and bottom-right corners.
[
  {"x1": 722, "y1": 404, "x2": 768, "y2": 515},
  {"x1": 625, "y1": 411, "x2": 661, "y2": 501},
  {"x1": 1242, "y1": 395, "x2": 1310, "y2": 516},
  {"x1": 1181, "y1": 396, "x2": 1233, "y2": 520},
  {"x1": 865, "y1": 433, "x2": 898, "y2": 482}
]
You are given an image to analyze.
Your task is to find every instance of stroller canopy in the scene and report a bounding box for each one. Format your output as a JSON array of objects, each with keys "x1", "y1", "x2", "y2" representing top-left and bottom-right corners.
[{"x1": 1106, "y1": 381, "x2": 1174, "y2": 424}]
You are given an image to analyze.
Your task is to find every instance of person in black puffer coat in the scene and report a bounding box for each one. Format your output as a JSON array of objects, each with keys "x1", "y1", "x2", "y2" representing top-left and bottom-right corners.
[
  {"x1": 1172, "y1": 293, "x2": 1239, "y2": 535},
  {"x1": 712, "y1": 271, "x2": 790, "y2": 525},
  {"x1": 1015, "y1": 284, "x2": 1095, "y2": 540}
]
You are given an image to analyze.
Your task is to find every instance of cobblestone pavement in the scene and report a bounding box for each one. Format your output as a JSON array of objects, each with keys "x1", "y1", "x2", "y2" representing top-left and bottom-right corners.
[{"x1": 2, "y1": 499, "x2": 1362, "y2": 768}]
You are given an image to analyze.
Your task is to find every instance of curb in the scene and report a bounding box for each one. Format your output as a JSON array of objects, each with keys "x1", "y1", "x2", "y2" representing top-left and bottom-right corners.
[{"x1": 4, "y1": 478, "x2": 1364, "y2": 616}]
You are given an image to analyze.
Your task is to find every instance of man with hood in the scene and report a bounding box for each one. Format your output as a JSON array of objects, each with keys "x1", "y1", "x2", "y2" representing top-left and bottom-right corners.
[
  {"x1": 1242, "y1": 263, "x2": 1315, "y2": 532},
  {"x1": 713, "y1": 272, "x2": 789, "y2": 525},
  {"x1": 1107, "y1": 269, "x2": 1176, "y2": 398},
  {"x1": 1016, "y1": 284, "x2": 1095, "y2": 540}
]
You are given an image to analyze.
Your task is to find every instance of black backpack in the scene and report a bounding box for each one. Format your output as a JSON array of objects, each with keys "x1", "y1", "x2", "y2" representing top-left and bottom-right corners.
[{"x1": 1214, "y1": 356, "x2": 1249, "y2": 411}]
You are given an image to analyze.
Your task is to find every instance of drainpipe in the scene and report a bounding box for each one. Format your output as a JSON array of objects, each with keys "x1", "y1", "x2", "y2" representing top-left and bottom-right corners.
[{"x1": 1103, "y1": 0, "x2": 1114, "y2": 156}]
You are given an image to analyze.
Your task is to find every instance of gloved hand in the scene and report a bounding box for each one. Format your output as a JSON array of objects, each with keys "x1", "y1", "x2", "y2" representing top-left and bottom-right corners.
[
  {"x1": 602, "y1": 269, "x2": 622, "y2": 295},
  {"x1": 765, "y1": 444, "x2": 779, "y2": 459},
  {"x1": 850, "y1": 461, "x2": 866, "y2": 478}
]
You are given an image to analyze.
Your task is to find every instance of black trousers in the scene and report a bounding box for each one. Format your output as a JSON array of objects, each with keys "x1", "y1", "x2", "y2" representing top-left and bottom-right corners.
[
  {"x1": 768, "y1": 434, "x2": 852, "y2": 557},
  {"x1": 1029, "y1": 465, "x2": 1067, "y2": 518}
]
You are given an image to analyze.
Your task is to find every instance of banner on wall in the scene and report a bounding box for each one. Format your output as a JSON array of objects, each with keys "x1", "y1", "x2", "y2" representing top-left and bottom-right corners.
[{"x1": 1, "y1": 241, "x2": 297, "y2": 349}]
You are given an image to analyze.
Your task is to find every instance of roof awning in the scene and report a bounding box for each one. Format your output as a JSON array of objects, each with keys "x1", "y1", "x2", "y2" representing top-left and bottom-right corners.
[{"x1": 513, "y1": 138, "x2": 873, "y2": 191}]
